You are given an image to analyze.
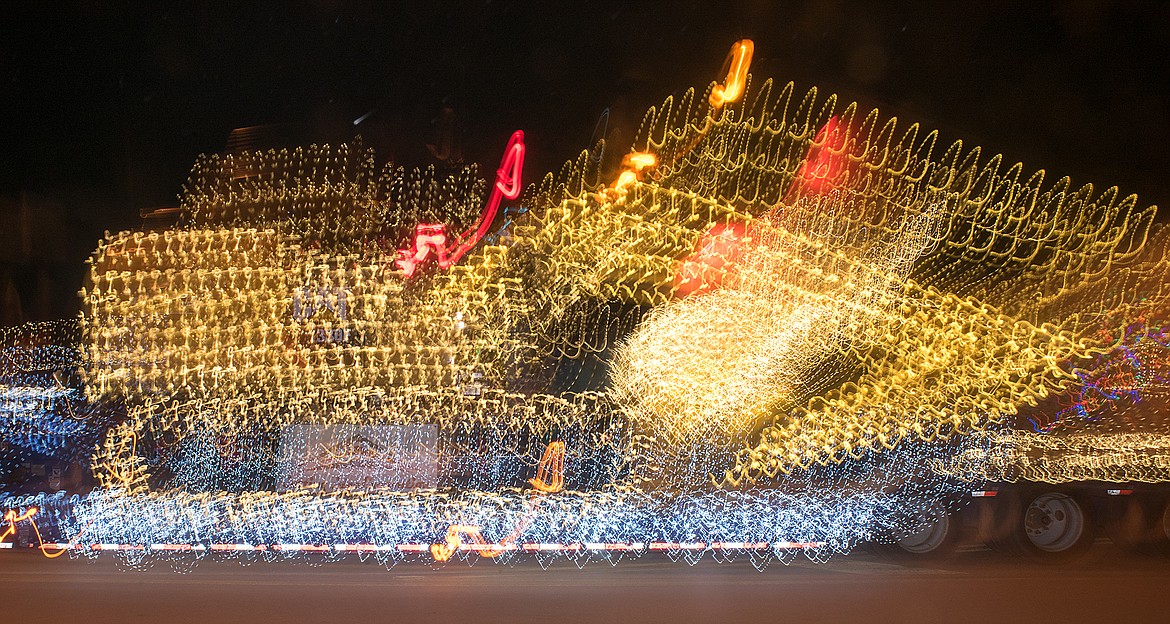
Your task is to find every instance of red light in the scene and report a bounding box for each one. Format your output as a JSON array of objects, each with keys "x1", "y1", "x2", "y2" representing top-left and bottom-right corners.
[
  {"x1": 395, "y1": 223, "x2": 450, "y2": 277},
  {"x1": 396, "y1": 130, "x2": 526, "y2": 277},
  {"x1": 674, "y1": 222, "x2": 748, "y2": 298},
  {"x1": 785, "y1": 116, "x2": 850, "y2": 201}
]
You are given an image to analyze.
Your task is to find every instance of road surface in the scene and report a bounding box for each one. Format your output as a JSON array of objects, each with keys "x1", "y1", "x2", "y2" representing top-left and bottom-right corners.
[{"x1": 2, "y1": 545, "x2": 1168, "y2": 623}]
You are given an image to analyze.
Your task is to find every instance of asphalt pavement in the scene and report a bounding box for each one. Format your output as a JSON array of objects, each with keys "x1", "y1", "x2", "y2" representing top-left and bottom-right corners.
[{"x1": 2, "y1": 544, "x2": 1168, "y2": 623}]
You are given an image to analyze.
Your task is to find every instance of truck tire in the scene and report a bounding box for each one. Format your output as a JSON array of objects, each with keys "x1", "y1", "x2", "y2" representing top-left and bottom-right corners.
[
  {"x1": 987, "y1": 490, "x2": 1095, "y2": 562},
  {"x1": 1162, "y1": 500, "x2": 1170, "y2": 549},
  {"x1": 893, "y1": 508, "x2": 962, "y2": 560},
  {"x1": 1105, "y1": 496, "x2": 1165, "y2": 555},
  {"x1": 1160, "y1": 499, "x2": 1170, "y2": 556},
  {"x1": 869, "y1": 503, "x2": 963, "y2": 562}
]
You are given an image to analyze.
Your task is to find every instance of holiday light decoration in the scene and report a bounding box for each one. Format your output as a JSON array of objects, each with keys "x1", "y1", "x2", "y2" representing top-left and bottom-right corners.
[
  {"x1": 1039, "y1": 317, "x2": 1170, "y2": 434},
  {"x1": 2, "y1": 39, "x2": 1168, "y2": 570},
  {"x1": 2, "y1": 434, "x2": 979, "y2": 567},
  {"x1": 940, "y1": 431, "x2": 1170, "y2": 484},
  {"x1": 937, "y1": 308, "x2": 1170, "y2": 484},
  {"x1": 1, "y1": 321, "x2": 113, "y2": 484}
]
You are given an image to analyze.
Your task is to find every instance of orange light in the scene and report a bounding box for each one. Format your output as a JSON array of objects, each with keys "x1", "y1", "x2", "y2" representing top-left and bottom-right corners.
[
  {"x1": 431, "y1": 441, "x2": 566, "y2": 561},
  {"x1": 612, "y1": 170, "x2": 638, "y2": 194},
  {"x1": 709, "y1": 40, "x2": 754, "y2": 108},
  {"x1": 1, "y1": 507, "x2": 39, "y2": 544},
  {"x1": 622, "y1": 152, "x2": 657, "y2": 171},
  {"x1": 603, "y1": 152, "x2": 657, "y2": 200},
  {"x1": 528, "y1": 440, "x2": 566, "y2": 493},
  {"x1": 430, "y1": 524, "x2": 488, "y2": 562},
  {"x1": 1, "y1": 507, "x2": 73, "y2": 558}
]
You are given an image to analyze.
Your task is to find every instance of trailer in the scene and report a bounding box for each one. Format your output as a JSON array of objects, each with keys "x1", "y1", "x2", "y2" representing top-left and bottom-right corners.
[{"x1": 4, "y1": 40, "x2": 1168, "y2": 567}]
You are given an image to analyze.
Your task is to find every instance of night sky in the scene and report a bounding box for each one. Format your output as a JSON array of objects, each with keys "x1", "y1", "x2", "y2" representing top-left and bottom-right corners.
[{"x1": 3, "y1": 1, "x2": 1169, "y2": 320}]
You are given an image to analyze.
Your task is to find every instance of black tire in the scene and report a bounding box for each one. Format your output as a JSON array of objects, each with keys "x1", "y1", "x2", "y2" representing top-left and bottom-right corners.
[
  {"x1": 1159, "y1": 499, "x2": 1170, "y2": 557},
  {"x1": 988, "y1": 490, "x2": 1095, "y2": 563},
  {"x1": 870, "y1": 504, "x2": 963, "y2": 563},
  {"x1": 894, "y1": 508, "x2": 963, "y2": 560},
  {"x1": 1105, "y1": 496, "x2": 1162, "y2": 554}
]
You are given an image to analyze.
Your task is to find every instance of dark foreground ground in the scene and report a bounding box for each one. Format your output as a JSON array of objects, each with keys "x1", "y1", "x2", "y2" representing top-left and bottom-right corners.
[{"x1": 2, "y1": 544, "x2": 1168, "y2": 623}]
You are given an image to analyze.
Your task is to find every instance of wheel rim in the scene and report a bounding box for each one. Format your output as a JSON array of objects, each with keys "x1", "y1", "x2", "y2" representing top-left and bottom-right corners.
[
  {"x1": 898, "y1": 509, "x2": 951, "y2": 554},
  {"x1": 1024, "y1": 492, "x2": 1085, "y2": 552},
  {"x1": 1161, "y1": 500, "x2": 1170, "y2": 542}
]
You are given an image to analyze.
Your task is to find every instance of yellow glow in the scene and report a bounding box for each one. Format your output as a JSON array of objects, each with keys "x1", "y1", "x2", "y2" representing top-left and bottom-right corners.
[
  {"x1": 83, "y1": 40, "x2": 1163, "y2": 502},
  {"x1": 623, "y1": 152, "x2": 657, "y2": 171}
]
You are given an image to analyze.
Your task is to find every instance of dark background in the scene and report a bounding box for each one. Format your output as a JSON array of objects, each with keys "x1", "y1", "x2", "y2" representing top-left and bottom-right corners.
[{"x1": 2, "y1": 0, "x2": 1168, "y2": 322}]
